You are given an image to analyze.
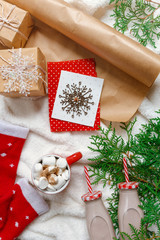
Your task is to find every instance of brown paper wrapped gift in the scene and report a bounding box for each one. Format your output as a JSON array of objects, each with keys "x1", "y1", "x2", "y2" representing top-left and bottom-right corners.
[
  {"x1": 0, "y1": 47, "x2": 47, "y2": 97},
  {"x1": 4, "y1": 0, "x2": 160, "y2": 122},
  {"x1": 0, "y1": 0, "x2": 33, "y2": 48}
]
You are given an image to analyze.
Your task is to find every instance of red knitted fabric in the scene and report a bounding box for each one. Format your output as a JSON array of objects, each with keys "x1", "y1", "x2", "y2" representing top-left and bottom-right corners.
[
  {"x1": 0, "y1": 120, "x2": 49, "y2": 239},
  {"x1": 0, "y1": 121, "x2": 28, "y2": 229},
  {"x1": 0, "y1": 179, "x2": 49, "y2": 240}
]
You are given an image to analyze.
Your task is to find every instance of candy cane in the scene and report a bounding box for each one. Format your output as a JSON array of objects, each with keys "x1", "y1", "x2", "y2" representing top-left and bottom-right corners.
[
  {"x1": 123, "y1": 157, "x2": 129, "y2": 182},
  {"x1": 84, "y1": 166, "x2": 93, "y2": 193}
]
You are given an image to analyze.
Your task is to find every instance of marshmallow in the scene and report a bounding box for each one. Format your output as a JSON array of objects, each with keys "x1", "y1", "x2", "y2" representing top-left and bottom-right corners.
[
  {"x1": 57, "y1": 168, "x2": 63, "y2": 176},
  {"x1": 47, "y1": 184, "x2": 56, "y2": 191},
  {"x1": 62, "y1": 169, "x2": 70, "y2": 181},
  {"x1": 56, "y1": 157, "x2": 67, "y2": 169},
  {"x1": 38, "y1": 177, "x2": 48, "y2": 190},
  {"x1": 48, "y1": 174, "x2": 58, "y2": 185},
  {"x1": 48, "y1": 166, "x2": 57, "y2": 174},
  {"x1": 54, "y1": 176, "x2": 66, "y2": 190},
  {"x1": 42, "y1": 155, "x2": 56, "y2": 166},
  {"x1": 34, "y1": 163, "x2": 43, "y2": 172}
]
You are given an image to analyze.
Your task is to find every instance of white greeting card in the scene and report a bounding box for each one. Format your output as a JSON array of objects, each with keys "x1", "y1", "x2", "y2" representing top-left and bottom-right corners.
[{"x1": 51, "y1": 71, "x2": 104, "y2": 127}]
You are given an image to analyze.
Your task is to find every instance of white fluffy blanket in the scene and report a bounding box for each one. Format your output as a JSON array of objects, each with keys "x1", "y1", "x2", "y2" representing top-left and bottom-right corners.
[{"x1": 0, "y1": 1, "x2": 160, "y2": 239}]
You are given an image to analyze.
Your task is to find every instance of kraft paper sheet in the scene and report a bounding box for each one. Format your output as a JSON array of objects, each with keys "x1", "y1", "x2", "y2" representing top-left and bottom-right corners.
[{"x1": 4, "y1": 0, "x2": 160, "y2": 122}]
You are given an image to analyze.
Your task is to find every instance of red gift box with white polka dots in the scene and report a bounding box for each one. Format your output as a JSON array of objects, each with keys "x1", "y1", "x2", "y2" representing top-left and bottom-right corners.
[{"x1": 48, "y1": 58, "x2": 100, "y2": 132}]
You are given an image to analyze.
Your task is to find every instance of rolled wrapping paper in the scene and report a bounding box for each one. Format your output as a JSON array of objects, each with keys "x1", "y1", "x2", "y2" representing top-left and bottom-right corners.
[
  {"x1": 4, "y1": 0, "x2": 160, "y2": 121},
  {"x1": 4, "y1": 0, "x2": 160, "y2": 86}
]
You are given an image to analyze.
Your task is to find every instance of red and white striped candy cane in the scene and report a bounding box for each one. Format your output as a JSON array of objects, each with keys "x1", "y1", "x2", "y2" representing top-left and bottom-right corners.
[
  {"x1": 123, "y1": 157, "x2": 129, "y2": 182},
  {"x1": 84, "y1": 166, "x2": 93, "y2": 193}
]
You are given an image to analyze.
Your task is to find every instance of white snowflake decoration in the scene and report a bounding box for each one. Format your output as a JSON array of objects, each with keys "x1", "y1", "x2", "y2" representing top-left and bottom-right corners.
[
  {"x1": 0, "y1": 49, "x2": 44, "y2": 96},
  {"x1": 59, "y1": 81, "x2": 94, "y2": 118}
]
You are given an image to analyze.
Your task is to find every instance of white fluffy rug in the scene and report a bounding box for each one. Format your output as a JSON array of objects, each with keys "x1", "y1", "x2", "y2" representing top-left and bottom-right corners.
[{"x1": 0, "y1": 0, "x2": 160, "y2": 239}]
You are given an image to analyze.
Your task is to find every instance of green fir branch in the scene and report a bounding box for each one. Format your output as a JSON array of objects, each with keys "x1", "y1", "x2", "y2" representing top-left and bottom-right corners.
[
  {"x1": 88, "y1": 113, "x2": 160, "y2": 239},
  {"x1": 110, "y1": 0, "x2": 160, "y2": 48}
]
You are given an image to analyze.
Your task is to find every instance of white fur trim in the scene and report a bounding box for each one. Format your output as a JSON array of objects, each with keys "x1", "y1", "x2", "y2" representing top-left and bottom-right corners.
[
  {"x1": 17, "y1": 178, "x2": 49, "y2": 215},
  {"x1": 0, "y1": 120, "x2": 29, "y2": 139}
]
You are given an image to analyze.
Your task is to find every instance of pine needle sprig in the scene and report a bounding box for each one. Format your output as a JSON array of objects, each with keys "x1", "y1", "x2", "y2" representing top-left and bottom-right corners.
[
  {"x1": 110, "y1": 0, "x2": 160, "y2": 48},
  {"x1": 88, "y1": 114, "x2": 160, "y2": 239},
  {"x1": 119, "y1": 223, "x2": 149, "y2": 240},
  {"x1": 88, "y1": 122, "x2": 129, "y2": 187}
]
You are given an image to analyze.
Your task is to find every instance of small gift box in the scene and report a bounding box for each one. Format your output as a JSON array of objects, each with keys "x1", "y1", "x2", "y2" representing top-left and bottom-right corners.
[
  {"x1": 0, "y1": 0, "x2": 33, "y2": 48},
  {"x1": 0, "y1": 47, "x2": 47, "y2": 97}
]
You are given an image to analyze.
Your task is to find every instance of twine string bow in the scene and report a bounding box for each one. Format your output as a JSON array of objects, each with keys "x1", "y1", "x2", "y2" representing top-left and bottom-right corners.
[
  {"x1": 0, "y1": 3, "x2": 28, "y2": 45},
  {"x1": 0, "y1": 4, "x2": 19, "y2": 31}
]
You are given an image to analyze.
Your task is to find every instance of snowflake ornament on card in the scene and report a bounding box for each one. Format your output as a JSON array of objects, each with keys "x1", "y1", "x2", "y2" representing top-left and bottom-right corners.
[
  {"x1": 59, "y1": 81, "x2": 94, "y2": 118},
  {"x1": 0, "y1": 49, "x2": 45, "y2": 96}
]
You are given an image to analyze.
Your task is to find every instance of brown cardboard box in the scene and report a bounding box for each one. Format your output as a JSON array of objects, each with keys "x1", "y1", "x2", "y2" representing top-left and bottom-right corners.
[
  {"x1": 0, "y1": 47, "x2": 47, "y2": 97},
  {"x1": 0, "y1": 0, "x2": 33, "y2": 48}
]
